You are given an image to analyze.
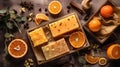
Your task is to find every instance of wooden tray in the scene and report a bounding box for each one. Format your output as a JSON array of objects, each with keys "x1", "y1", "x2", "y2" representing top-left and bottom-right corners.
[
  {"x1": 84, "y1": 0, "x2": 120, "y2": 44},
  {"x1": 27, "y1": 12, "x2": 90, "y2": 65}
]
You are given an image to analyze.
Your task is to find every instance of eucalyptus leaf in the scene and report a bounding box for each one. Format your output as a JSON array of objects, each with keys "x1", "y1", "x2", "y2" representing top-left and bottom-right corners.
[
  {"x1": 9, "y1": 10, "x2": 15, "y2": 14},
  {"x1": 83, "y1": 65, "x2": 89, "y2": 67},
  {"x1": 0, "y1": 10, "x2": 7, "y2": 14},
  {"x1": 6, "y1": 22, "x2": 13, "y2": 29},
  {"x1": 4, "y1": 40, "x2": 8, "y2": 55},
  {"x1": 78, "y1": 57, "x2": 86, "y2": 64},
  {"x1": 15, "y1": 17, "x2": 22, "y2": 23},
  {"x1": 10, "y1": 13, "x2": 16, "y2": 19},
  {"x1": 5, "y1": 33, "x2": 14, "y2": 38},
  {"x1": 13, "y1": 20, "x2": 22, "y2": 33},
  {"x1": 21, "y1": 16, "x2": 27, "y2": 22}
]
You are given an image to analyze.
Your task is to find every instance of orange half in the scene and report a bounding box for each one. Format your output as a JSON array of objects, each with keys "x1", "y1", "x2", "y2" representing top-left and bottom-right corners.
[
  {"x1": 85, "y1": 54, "x2": 100, "y2": 64},
  {"x1": 69, "y1": 31, "x2": 85, "y2": 48},
  {"x1": 8, "y1": 39, "x2": 28, "y2": 58},
  {"x1": 48, "y1": 1, "x2": 62, "y2": 14},
  {"x1": 107, "y1": 44, "x2": 120, "y2": 59}
]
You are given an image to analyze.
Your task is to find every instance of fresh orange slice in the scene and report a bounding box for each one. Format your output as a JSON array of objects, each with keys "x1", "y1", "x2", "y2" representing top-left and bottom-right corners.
[
  {"x1": 107, "y1": 44, "x2": 120, "y2": 59},
  {"x1": 8, "y1": 39, "x2": 28, "y2": 58},
  {"x1": 69, "y1": 31, "x2": 85, "y2": 48},
  {"x1": 35, "y1": 13, "x2": 49, "y2": 25},
  {"x1": 48, "y1": 1, "x2": 62, "y2": 14},
  {"x1": 98, "y1": 57, "x2": 107, "y2": 65},
  {"x1": 85, "y1": 54, "x2": 99, "y2": 64}
]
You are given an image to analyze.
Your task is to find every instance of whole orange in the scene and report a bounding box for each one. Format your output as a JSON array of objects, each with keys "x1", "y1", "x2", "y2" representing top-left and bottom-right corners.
[
  {"x1": 100, "y1": 5, "x2": 113, "y2": 18},
  {"x1": 88, "y1": 18, "x2": 102, "y2": 32}
]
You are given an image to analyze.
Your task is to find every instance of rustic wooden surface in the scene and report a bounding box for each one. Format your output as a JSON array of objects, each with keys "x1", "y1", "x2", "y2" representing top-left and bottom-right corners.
[{"x1": 0, "y1": 0, "x2": 120, "y2": 67}]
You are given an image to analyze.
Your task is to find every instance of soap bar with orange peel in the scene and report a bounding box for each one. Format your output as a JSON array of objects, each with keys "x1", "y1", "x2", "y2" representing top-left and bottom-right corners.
[
  {"x1": 35, "y1": 13, "x2": 49, "y2": 25},
  {"x1": 49, "y1": 15, "x2": 79, "y2": 37},
  {"x1": 28, "y1": 27, "x2": 48, "y2": 47},
  {"x1": 42, "y1": 38, "x2": 69, "y2": 60}
]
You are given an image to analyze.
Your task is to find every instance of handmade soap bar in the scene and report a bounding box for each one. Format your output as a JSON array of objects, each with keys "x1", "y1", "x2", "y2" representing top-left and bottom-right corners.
[
  {"x1": 49, "y1": 15, "x2": 79, "y2": 37},
  {"x1": 28, "y1": 27, "x2": 48, "y2": 47},
  {"x1": 42, "y1": 38, "x2": 70, "y2": 60}
]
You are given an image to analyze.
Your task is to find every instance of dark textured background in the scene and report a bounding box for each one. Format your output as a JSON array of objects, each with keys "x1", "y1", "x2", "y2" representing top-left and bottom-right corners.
[{"x1": 0, "y1": 0, "x2": 120, "y2": 67}]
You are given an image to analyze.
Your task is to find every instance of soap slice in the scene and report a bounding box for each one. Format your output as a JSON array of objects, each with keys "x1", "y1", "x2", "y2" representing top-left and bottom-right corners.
[
  {"x1": 28, "y1": 27, "x2": 48, "y2": 47},
  {"x1": 49, "y1": 15, "x2": 79, "y2": 37},
  {"x1": 42, "y1": 38, "x2": 70, "y2": 60}
]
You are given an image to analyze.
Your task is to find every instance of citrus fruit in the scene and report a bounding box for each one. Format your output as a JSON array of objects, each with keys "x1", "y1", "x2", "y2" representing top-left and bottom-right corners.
[
  {"x1": 69, "y1": 31, "x2": 85, "y2": 48},
  {"x1": 35, "y1": 13, "x2": 49, "y2": 25},
  {"x1": 48, "y1": 1, "x2": 62, "y2": 14},
  {"x1": 88, "y1": 17, "x2": 102, "y2": 32},
  {"x1": 85, "y1": 54, "x2": 99, "y2": 64},
  {"x1": 100, "y1": 5, "x2": 113, "y2": 18},
  {"x1": 98, "y1": 57, "x2": 107, "y2": 65},
  {"x1": 107, "y1": 44, "x2": 120, "y2": 59},
  {"x1": 8, "y1": 39, "x2": 28, "y2": 58}
]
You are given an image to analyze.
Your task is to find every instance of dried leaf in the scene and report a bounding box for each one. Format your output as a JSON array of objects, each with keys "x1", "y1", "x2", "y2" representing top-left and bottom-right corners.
[
  {"x1": 6, "y1": 22, "x2": 13, "y2": 29},
  {"x1": 0, "y1": 9, "x2": 7, "y2": 14}
]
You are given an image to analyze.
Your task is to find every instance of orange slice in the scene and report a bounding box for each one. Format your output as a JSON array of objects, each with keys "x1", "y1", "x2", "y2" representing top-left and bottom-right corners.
[
  {"x1": 98, "y1": 57, "x2": 107, "y2": 65},
  {"x1": 48, "y1": 1, "x2": 62, "y2": 14},
  {"x1": 35, "y1": 13, "x2": 49, "y2": 25},
  {"x1": 8, "y1": 39, "x2": 28, "y2": 58},
  {"x1": 85, "y1": 54, "x2": 99, "y2": 64},
  {"x1": 69, "y1": 31, "x2": 85, "y2": 48},
  {"x1": 107, "y1": 44, "x2": 120, "y2": 59}
]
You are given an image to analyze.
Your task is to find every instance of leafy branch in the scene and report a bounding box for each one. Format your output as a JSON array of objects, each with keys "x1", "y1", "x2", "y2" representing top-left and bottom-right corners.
[{"x1": 0, "y1": 7, "x2": 27, "y2": 54}]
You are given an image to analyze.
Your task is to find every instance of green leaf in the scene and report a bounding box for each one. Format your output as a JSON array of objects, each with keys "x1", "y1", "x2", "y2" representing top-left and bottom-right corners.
[
  {"x1": 13, "y1": 20, "x2": 22, "y2": 33},
  {"x1": 10, "y1": 13, "x2": 16, "y2": 19},
  {"x1": 78, "y1": 57, "x2": 86, "y2": 64},
  {"x1": 9, "y1": 10, "x2": 15, "y2": 14},
  {"x1": 4, "y1": 33, "x2": 14, "y2": 38},
  {"x1": 6, "y1": 22, "x2": 13, "y2": 29},
  {"x1": 0, "y1": 9, "x2": 7, "y2": 13},
  {"x1": 83, "y1": 65, "x2": 89, "y2": 67},
  {"x1": 15, "y1": 17, "x2": 22, "y2": 23},
  {"x1": 4, "y1": 40, "x2": 8, "y2": 55},
  {"x1": 21, "y1": 16, "x2": 27, "y2": 22}
]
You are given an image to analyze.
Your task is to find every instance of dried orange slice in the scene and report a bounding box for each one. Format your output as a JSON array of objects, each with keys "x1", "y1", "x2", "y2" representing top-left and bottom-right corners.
[
  {"x1": 69, "y1": 31, "x2": 85, "y2": 48},
  {"x1": 98, "y1": 57, "x2": 107, "y2": 65},
  {"x1": 48, "y1": 1, "x2": 62, "y2": 14},
  {"x1": 85, "y1": 54, "x2": 99, "y2": 64},
  {"x1": 107, "y1": 44, "x2": 120, "y2": 59},
  {"x1": 35, "y1": 13, "x2": 49, "y2": 25},
  {"x1": 8, "y1": 39, "x2": 28, "y2": 58}
]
